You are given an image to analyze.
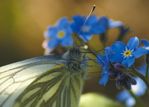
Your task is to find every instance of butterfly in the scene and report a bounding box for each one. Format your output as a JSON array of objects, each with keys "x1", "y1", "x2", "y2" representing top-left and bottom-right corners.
[{"x1": 0, "y1": 47, "x2": 88, "y2": 107}]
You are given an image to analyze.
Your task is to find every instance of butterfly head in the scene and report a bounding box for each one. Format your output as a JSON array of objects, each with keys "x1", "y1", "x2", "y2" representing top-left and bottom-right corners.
[
  {"x1": 68, "y1": 47, "x2": 81, "y2": 60},
  {"x1": 62, "y1": 47, "x2": 88, "y2": 73}
]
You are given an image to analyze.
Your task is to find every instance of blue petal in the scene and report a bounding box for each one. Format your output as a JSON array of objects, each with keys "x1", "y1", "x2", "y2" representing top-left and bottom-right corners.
[
  {"x1": 70, "y1": 23, "x2": 80, "y2": 33},
  {"x1": 86, "y1": 15, "x2": 97, "y2": 25},
  {"x1": 47, "y1": 39, "x2": 59, "y2": 49},
  {"x1": 71, "y1": 16, "x2": 84, "y2": 33},
  {"x1": 141, "y1": 39, "x2": 149, "y2": 47},
  {"x1": 116, "y1": 90, "x2": 135, "y2": 107},
  {"x1": 109, "y1": 19, "x2": 123, "y2": 28},
  {"x1": 110, "y1": 41, "x2": 125, "y2": 62},
  {"x1": 47, "y1": 27, "x2": 58, "y2": 38},
  {"x1": 61, "y1": 36, "x2": 73, "y2": 47},
  {"x1": 122, "y1": 57, "x2": 135, "y2": 67},
  {"x1": 99, "y1": 71, "x2": 109, "y2": 86},
  {"x1": 79, "y1": 34, "x2": 92, "y2": 42},
  {"x1": 97, "y1": 55, "x2": 106, "y2": 66},
  {"x1": 111, "y1": 41, "x2": 125, "y2": 53},
  {"x1": 127, "y1": 37, "x2": 139, "y2": 50},
  {"x1": 126, "y1": 98, "x2": 136, "y2": 107},
  {"x1": 72, "y1": 15, "x2": 84, "y2": 25},
  {"x1": 98, "y1": 16, "x2": 109, "y2": 28},
  {"x1": 105, "y1": 47, "x2": 116, "y2": 63},
  {"x1": 131, "y1": 77, "x2": 147, "y2": 96},
  {"x1": 56, "y1": 17, "x2": 69, "y2": 29},
  {"x1": 133, "y1": 47, "x2": 148, "y2": 58},
  {"x1": 91, "y1": 16, "x2": 109, "y2": 34},
  {"x1": 105, "y1": 47, "x2": 111, "y2": 55},
  {"x1": 116, "y1": 90, "x2": 131, "y2": 101},
  {"x1": 110, "y1": 54, "x2": 123, "y2": 63},
  {"x1": 105, "y1": 47, "x2": 111, "y2": 59}
]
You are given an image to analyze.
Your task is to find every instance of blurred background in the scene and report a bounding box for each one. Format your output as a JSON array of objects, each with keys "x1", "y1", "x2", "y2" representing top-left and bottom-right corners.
[{"x1": 0, "y1": 0, "x2": 149, "y2": 106}]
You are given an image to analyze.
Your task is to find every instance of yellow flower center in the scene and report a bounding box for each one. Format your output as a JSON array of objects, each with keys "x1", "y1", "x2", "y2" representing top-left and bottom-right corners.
[
  {"x1": 57, "y1": 31, "x2": 65, "y2": 38},
  {"x1": 123, "y1": 50, "x2": 132, "y2": 57}
]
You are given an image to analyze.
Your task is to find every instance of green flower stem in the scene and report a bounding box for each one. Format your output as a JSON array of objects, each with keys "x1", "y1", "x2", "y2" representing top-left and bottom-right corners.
[
  {"x1": 128, "y1": 90, "x2": 145, "y2": 107},
  {"x1": 130, "y1": 67, "x2": 149, "y2": 88},
  {"x1": 145, "y1": 64, "x2": 149, "y2": 81},
  {"x1": 99, "y1": 33, "x2": 107, "y2": 48},
  {"x1": 72, "y1": 33, "x2": 83, "y2": 46}
]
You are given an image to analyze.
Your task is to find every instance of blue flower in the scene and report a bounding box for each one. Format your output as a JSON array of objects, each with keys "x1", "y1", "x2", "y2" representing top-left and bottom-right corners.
[
  {"x1": 131, "y1": 77, "x2": 147, "y2": 96},
  {"x1": 97, "y1": 47, "x2": 111, "y2": 86},
  {"x1": 97, "y1": 47, "x2": 136, "y2": 88},
  {"x1": 110, "y1": 37, "x2": 148, "y2": 67},
  {"x1": 116, "y1": 90, "x2": 135, "y2": 107},
  {"x1": 44, "y1": 17, "x2": 73, "y2": 49},
  {"x1": 71, "y1": 15, "x2": 109, "y2": 41},
  {"x1": 117, "y1": 77, "x2": 147, "y2": 107},
  {"x1": 116, "y1": 62, "x2": 147, "y2": 107}
]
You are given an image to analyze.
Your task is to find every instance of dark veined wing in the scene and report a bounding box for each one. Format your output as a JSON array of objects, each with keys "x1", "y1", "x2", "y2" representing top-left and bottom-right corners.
[
  {"x1": 0, "y1": 55, "x2": 64, "y2": 107},
  {"x1": 14, "y1": 65, "x2": 84, "y2": 107}
]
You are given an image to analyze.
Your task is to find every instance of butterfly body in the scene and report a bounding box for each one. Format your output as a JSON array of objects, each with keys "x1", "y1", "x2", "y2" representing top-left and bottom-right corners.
[{"x1": 0, "y1": 47, "x2": 88, "y2": 107}]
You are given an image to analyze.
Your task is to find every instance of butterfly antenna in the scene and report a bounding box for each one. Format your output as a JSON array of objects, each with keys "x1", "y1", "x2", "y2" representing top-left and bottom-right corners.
[
  {"x1": 80, "y1": 5, "x2": 98, "y2": 57},
  {"x1": 82, "y1": 4, "x2": 96, "y2": 42},
  {"x1": 73, "y1": 4, "x2": 96, "y2": 48},
  {"x1": 84, "y1": 4, "x2": 96, "y2": 24}
]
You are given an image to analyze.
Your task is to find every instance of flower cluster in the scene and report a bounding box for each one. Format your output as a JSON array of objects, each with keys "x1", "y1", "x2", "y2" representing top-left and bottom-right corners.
[
  {"x1": 97, "y1": 37, "x2": 149, "y2": 107},
  {"x1": 43, "y1": 15, "x2": 149, "y2": 107},
  {"x1": 116, "y1": 66, "x2": 148, "y2": 107},
  {"x1": 43, "y1": 15, "x2": 123, "y2": 53},
  {"x1": 97, "y1": 37, "x2": 148, "y2": 89},
  {"x1": 43, "y1": 18, "x2": 73, "y2": 50}
]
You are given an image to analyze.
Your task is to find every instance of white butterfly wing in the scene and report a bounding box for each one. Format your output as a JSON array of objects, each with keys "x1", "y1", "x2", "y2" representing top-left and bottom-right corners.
[
  {"x1": 14, "y1": 65, "x2": 85, "y2": 107},
  {"x1": 0, "y1": 56, "x2": 63, "y2": 107}
]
